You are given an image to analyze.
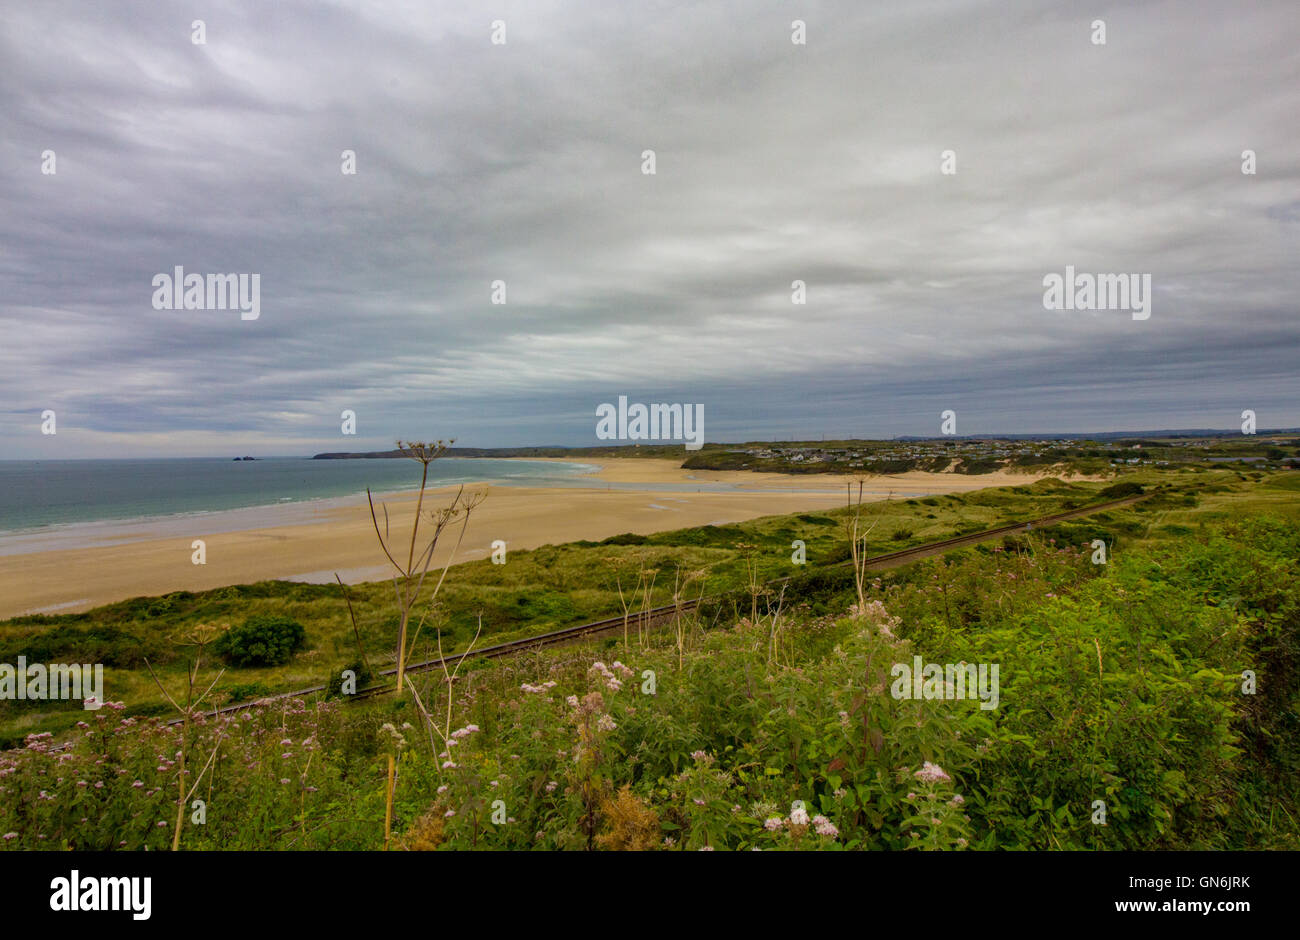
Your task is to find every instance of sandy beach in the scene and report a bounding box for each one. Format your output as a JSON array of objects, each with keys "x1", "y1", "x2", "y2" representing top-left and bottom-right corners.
[{"x1": 0, "y1": 458, "x2": 1054, "y2": 619}]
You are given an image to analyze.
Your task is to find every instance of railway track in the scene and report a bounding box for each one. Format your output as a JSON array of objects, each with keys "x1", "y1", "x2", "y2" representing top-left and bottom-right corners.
[{"x1": 178, "y1": 491, "x2": 1147, "y2": 722}]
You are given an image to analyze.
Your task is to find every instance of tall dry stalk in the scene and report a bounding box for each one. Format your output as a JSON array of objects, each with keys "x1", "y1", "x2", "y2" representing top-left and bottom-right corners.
[
  {"x1": 355, "y1": 439, "x2": 487, "y2": 848},
  {"x1": 609, "y1": 557, "x2": 640, "y2": 650},
  {"x1": 637, "y1": 565, "x2": 659, "y2": 648},
  {"x1": 144, "y1": 624, "x2": 227, "y2": 851},
  {"x1": 364, "y1": 440, "x2": 486, "y2": 695},
  {"x1": 845, "y1": 476, "x2": 889, "y2": 615},
  {"x1": 670, "y1": 564, "x2": 705, "y2": 669},
  {"x1": 766, "y1": 583, "x2": 788, "y2": 665}
]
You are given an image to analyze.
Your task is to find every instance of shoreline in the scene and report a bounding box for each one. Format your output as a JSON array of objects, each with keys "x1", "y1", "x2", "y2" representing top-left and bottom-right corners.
[
  {"x1": 0, "y1": 457, "x2": 601, "y2": 548},
  {"x1": 0, "y1": 458, "x2": 1063, "y2": 619}
]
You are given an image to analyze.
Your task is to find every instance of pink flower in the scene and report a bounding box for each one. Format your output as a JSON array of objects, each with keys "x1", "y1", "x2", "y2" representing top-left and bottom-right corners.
[
  {"x1": 812, "y1": 815, "x2": 839, "y2": 838},
  {"x1": 763, "y1": 817, "x2": 783, "y2": 831},
  {"x1": 914, "y1": 761, "x2": 951, "y2": 784}
]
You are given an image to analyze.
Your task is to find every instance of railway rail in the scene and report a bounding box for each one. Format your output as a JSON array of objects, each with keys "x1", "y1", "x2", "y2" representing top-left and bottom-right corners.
[{"x1": 175, "y1": 491, "x2": 1147, "y2": 722}]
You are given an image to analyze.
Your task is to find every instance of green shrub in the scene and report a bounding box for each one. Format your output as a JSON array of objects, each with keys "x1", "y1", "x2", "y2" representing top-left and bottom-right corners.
[
  {"x1": 1098, "y1": 481, "x2": 1145, "y2": 499},
  {"x1": 214, "y1": 615, "x2": 307, "y2": 667}
]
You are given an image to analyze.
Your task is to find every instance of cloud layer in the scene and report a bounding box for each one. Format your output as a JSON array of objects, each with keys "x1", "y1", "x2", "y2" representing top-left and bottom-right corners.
[{"x1": 2, "y1": 0, "x2": 1297, "y2": 457}]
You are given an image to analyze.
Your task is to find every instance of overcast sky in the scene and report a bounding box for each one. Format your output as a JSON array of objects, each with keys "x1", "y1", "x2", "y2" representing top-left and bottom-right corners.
[{"x1": 2, "y1": 0, "x2": 1297, "y2": 458}]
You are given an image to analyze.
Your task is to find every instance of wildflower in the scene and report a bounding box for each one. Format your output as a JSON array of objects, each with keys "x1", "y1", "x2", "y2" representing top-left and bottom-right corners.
[
  {"x1": 693, "y1": 798, "x2": 706, "y2": 806},
  {"x1": 914, "y1": 761, "x2": 951, "y2": 784},
  {"x1": 812, "y1": 815, "x2": 839, "y2": 838},
  {"x1": 441, "y1": 761, "x2": 457, "y2": 770},
  {"x1": 949, "y1": 794, "x2": 965, "y2": 806},
  {"x1": 378, "y1": 722, "x2": 407, "y2": 750},
  {"x1": 1, "y1": 833, "x2": 15, "y2": 841},
  {"x1": 789, "y1": 803, "x2": 810, "y2": 827},
  {"x1": 280, "y1": 778, "x2": 291, "y2": 785},
  {"x1": 444, "y1": 810, "x2": 456, "y2": 818},
  {"x1": 437, "y1": 785, "x2": 448, "y2": 794},
  {"x1": 699, "y1": 846, "x2": 714, "y2": 851},
  {"x1": 544, "y1": 781, "x2": 558, "y2": 793},
  {"x1": 764, "y1": 817, "x2": 783, "y2": 831},
  {"x1": 596, "y1": 714, "x2": 617, "y2": 732},
  {"x1": 94, "y1": 781, "x2": 104, "y2": 789}
]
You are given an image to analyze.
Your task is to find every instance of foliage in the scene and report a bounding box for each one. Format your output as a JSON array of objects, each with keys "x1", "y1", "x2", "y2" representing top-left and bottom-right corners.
[{"x1": 213, "y1": 616, "x2": 307, "y2": 668}]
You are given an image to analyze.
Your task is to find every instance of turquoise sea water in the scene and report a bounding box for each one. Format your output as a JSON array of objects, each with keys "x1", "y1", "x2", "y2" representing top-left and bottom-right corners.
[{"x1": 0, "y1": 457, "x2": 595, "y2": 535}]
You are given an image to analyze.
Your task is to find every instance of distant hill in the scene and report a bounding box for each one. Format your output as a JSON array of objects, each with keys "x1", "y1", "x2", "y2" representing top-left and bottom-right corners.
[
  {"x1": 893, "y1": 429, "x2": 1300, "y2": 442},
  {"x1": 312, "y1": 429, "x2": 1300, "y2": 459}
]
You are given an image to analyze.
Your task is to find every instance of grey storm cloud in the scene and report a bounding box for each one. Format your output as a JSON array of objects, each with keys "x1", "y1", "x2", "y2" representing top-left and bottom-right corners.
[{"x1": 1, "y1": 0, "x2": 1297, "y2": 457}]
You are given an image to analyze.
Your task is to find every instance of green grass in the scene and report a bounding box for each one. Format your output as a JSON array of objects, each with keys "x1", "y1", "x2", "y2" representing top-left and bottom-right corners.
[
  {"x1": 0, "y1": 468, "x2": 1279, "y2": 742},
  {"x1": 3, "y1": 467, "x2": 1296, "y2": 850}
]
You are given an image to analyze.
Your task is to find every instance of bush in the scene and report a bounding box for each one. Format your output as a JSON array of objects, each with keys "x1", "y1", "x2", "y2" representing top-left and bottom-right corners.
[
  {"x1": 0, "y1": 625, "x2": 165, "y2": 669},
  {"x1": 214, "y1": 615, "x2": 307, "y2": 667},
  {"x1": 1098, "y1": 481, "x2": 1145, "y2": 499},
  {"x1": 225, "y1": 681, "x2": 273, "y2": 703}
]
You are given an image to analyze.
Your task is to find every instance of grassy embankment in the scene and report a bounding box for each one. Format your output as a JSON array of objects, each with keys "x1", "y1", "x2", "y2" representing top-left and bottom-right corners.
[
  {"x1": 1, "y1": 472, "x2": 1174, "y2": 740},
  {"x1": 1, "y1": 468, "x2": 1296, "y2": 851}
]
